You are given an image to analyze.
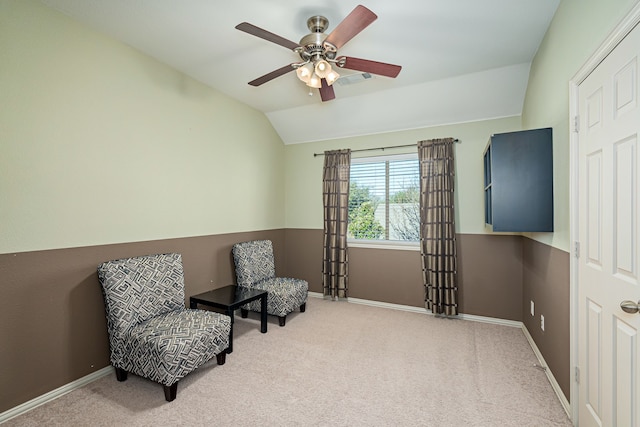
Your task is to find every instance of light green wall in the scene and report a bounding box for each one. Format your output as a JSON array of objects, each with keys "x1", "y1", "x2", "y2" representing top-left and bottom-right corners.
[
  {"x1": 5, "y1": 0, "x2": 635, "y2": 255},
  {"x1": 0, "y1": 0, "x2": 285, "y2": 254},
  {"x1": 284, "y1": 117, "x2": 522, "y2": 233},
  {"x1": 521, "y1": 0, "x2": 637, "y2": 251}
]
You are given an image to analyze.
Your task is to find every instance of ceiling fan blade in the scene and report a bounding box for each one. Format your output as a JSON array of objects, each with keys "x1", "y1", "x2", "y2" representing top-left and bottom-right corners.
[
  {"x1": 236, "y1": 22, "x2": 300, "y2": 51},
  {"x1": 338, "y1": 56, "x2": 402, "y2": 78},
  {"x1": 319, "y1": 79, "x2": 336, "y2": 102},
  {"x1": 323, "y1": 5, "x2": 377, "y2": 50},
  {"x1": 248, "y1": 64, "x2": 295, "y2": 86}
]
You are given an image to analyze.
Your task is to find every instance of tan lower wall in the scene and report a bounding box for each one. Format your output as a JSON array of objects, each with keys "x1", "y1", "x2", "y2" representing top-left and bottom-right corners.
[
  {"x1": 457, "y1": 234, "x2": 524, "y2": 320},
  {"x1": 285, "y1": 229, "x2": 524, "y2": 319},
  {"x1": 1, "y1": 230, "x2": 569, "y2": 412},
  {"x1": 522, "y1": 238, "x2": 570, "y2": 399}
]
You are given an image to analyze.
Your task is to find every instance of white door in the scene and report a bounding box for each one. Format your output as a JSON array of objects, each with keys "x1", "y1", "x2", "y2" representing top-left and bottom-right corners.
[{"x1": 578, "y1": 22, "x2": 640, "y2": 427}]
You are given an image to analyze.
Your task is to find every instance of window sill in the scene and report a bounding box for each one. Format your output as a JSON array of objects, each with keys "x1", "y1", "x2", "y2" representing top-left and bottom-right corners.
[{"x1": 348, "y1": 240, "x2": 420, "y2": 251}]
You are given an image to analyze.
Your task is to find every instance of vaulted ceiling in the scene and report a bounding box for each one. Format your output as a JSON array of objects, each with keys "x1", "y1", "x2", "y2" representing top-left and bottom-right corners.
[{"x1": 41, "y1": 0, "x2": 560, "y2": 144}]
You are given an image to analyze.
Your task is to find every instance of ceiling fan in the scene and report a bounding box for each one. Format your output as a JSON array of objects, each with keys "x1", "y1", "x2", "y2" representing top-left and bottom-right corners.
[{"x1": 235, "y1": 5, "x2": 402, "y2": 102}]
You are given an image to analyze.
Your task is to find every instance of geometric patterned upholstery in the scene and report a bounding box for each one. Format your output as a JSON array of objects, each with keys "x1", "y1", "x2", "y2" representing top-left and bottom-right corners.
[
  {"x1": 232, "y1": 240, "x2": 308, "y2": 322},
  {"x1": 97, "y1": 253, "x2": 231, "y2": 397}
]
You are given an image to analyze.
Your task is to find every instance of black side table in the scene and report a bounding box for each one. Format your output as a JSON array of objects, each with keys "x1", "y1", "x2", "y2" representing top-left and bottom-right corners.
[{"x1": 190, "y1": 285, "x2": 267, "y2": 353}]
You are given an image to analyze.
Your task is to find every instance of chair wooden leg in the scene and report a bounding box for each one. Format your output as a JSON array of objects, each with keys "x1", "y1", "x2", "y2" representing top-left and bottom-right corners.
[
  {"x1": 278, "y1": 315, "x2": 286, "y2": 327},
  {"x1": 300, "y1": 302, "x2": 306, "y2": 313},
  {"x1": 240, "y1": 308, "x2": 249, "y2": 318},
  {"x1": 115, "y1": 367, "x2": 128, "y2": 382},
  {"x1": 164, "y1": 383, "x2": 178, "y2": 402},
  {"x1": 216, "y1": 351, "x2": 226, "y2": 365}
]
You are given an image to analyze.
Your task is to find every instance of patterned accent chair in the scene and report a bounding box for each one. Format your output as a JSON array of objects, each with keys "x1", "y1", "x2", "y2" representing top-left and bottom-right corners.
[
  {"x1": 97, "y1": 253, "x2": 231, "y2": 402},
  {"x1": 232, "y1": 240, "x2": 308, "y2": 327}
]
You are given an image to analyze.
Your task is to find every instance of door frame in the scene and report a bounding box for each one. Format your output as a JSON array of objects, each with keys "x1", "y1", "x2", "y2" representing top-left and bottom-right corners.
[{"x1": 569, "y1": 2, "x2": 640, "y2": 423}]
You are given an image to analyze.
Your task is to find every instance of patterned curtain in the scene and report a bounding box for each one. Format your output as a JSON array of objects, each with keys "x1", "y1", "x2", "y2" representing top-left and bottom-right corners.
[
  {"x1": 418, "y1": 138, "x2": 458, "y2": 315},
  {"x1": 322, "y1": 149, "x2": 351, "y2": 299}
]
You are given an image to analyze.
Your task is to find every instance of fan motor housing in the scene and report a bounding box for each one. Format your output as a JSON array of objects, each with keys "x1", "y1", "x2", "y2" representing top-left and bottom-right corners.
[{"x1": 299, "y1": 32, "x2": 327, "y2": 50}]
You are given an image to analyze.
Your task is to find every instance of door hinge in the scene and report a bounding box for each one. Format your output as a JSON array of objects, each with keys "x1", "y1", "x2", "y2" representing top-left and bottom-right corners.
[
  {"x1": 573, "y1": 115, "x2": 580, "y2": 133},
  {"x1": 574, "y1": 241, "x2": 580, "y2": 258},
  {"x1": 575, "y1": 366, "x2": 580, "y2": 384}
]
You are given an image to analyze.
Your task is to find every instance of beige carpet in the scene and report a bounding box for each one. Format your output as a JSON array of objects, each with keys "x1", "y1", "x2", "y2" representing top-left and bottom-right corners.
[{"x1": 5, "y1": 297, "x2": 572, "y2": 426}]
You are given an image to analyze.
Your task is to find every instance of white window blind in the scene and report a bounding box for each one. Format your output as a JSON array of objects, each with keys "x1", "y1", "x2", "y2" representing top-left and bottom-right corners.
[{"x1": 348, "y1": 153, "x2": 420, "y2": 243}]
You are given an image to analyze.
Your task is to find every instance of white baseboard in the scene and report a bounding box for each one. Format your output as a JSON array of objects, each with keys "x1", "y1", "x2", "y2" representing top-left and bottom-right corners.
[
  {"x1": 0, "y1": 366, "x2": 114, "y2": 424},
  {"x1": 456, "y1": 312, "x2": 522, "y2": 328},
  {"x1": 521, "y1": 325, "x2": 572, "y2": 419},
  {"x1": 348, "y1": 296, "x2": 428, "y2": 314},
  {"x1": 315, "y1": 292, "x2": 523, "y2": 328}
]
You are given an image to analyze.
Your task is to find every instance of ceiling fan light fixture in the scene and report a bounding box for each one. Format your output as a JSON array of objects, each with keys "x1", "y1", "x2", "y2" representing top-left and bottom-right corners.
[
  {"x1": 236, "y1": 5, "x2": 401, "y2": 101},
  {"x1": 296, "y1": 62, "x2": 314, "y2": 83},
  {"x1": 307, "y1": 73, "x2": 322, "y2": 89},
  {"x1": 325, "y1": 69, "x2": 340, "y2": 85},
  {"x1": 314, "y1": 59, "x2": 331, "y2": 78}
]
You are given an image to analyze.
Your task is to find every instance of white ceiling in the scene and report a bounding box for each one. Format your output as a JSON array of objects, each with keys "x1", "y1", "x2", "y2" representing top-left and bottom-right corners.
[{"x1": 40, "y1": 0, "x2": 560, "y2": 144}]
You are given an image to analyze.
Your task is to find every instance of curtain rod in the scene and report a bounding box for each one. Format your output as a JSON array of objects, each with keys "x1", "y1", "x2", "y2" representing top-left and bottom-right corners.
[{"x1": 312, "y1": 139, "x2": 459, "y2": 157}]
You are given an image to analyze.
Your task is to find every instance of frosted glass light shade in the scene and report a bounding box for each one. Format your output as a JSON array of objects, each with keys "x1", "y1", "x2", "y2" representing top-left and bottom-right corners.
[
  {"x1": 308, "y1": 73, "x2": 322, "y2": 89},
  {"x1": 325, "y1": 69, "x2": 340, "y2": 85},
  {"x1": 314, "y1": 60, "x2": 331, "y2": 78},
  {"x1": 296, "y1": 63, "x2": 313, "y2": 83}
]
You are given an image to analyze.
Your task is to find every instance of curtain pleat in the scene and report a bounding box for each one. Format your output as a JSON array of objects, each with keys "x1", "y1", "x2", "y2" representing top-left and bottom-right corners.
[
  {"x1": 322, "y1": 149, "x2": 351, "y2": 299},
  {"x1": 418, "y1": 139, "x2": 458, "y2": 315}
]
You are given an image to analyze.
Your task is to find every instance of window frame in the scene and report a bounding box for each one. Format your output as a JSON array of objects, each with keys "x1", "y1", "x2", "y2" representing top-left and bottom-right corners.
[{"x1": 348, "y1": 152, "x2": 421, "y2": 250}]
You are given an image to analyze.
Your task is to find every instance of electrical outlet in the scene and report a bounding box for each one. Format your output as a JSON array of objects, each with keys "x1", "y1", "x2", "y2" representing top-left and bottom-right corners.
[
  {"x1": 541, "y1": 314, "x2": 545, "y2": 331},
  {"x1": 530, "y1": 301, "x2": 535, "y2": 316}
]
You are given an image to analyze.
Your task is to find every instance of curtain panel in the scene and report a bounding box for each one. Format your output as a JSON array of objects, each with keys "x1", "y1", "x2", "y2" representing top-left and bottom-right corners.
[
  {"x1": 418, "y1": 138, "x2": 458, "y2": 315},
  {"x1": 322, "y1": 149, "x2": 351, "y2": 299}
]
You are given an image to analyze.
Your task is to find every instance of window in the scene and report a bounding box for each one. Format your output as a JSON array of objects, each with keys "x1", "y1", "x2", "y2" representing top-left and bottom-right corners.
[{"x1": 348, "y1": 153, "x2": 420, "y2": 245}]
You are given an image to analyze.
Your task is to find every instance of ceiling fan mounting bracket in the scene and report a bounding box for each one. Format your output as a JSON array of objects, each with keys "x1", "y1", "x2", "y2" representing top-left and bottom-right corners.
[
  {"x1": 306, "y1": 15, "x2": 329, "y2": 33},
  {"x1": 323, "y1": 42, "x2": 337, "y2": 53},
  {"x1": 334, "y1": 57, "x2": 347, "y2": 68}
]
